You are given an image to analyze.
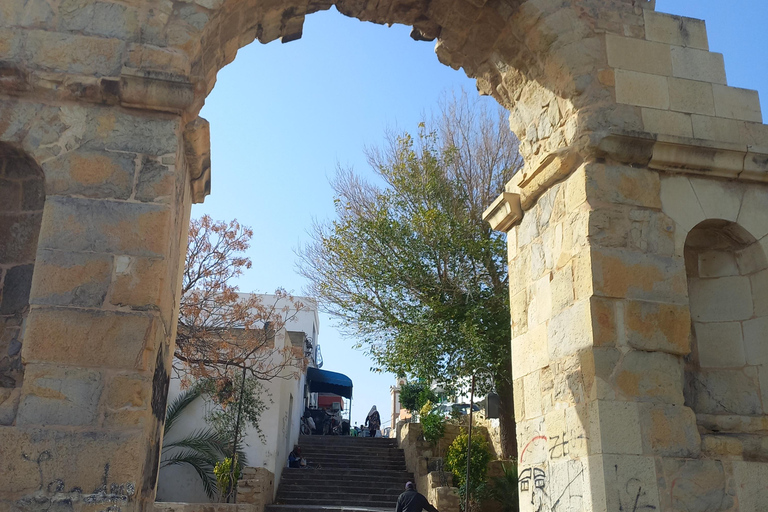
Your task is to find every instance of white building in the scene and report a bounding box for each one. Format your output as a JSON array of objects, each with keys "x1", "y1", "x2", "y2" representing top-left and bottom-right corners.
[{"x1": 156, "y1": 293, "x2": 321, "y2": 503}]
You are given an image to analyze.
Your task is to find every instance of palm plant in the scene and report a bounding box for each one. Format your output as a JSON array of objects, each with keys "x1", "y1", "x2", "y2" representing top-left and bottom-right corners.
[
  {"x1": 489, "y1": 462, "x2": 519, "y2": 512},
  {"x1": 161, "y1": 386, "x2": 228, "y2": 499}
]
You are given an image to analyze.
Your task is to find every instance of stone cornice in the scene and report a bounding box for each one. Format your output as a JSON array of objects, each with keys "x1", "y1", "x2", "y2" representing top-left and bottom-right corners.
[{"x1": 596, "y1": 130, "x2": 768, "y2": 182}]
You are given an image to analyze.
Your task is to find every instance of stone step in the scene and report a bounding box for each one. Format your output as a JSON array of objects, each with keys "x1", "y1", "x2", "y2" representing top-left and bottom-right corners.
[
  {"x1": 273, "y1": 498, "x2": 397, "y2": 508},
  {"x1": 299, "y1": 436, "x2": 396, "y2": 446},
  {"x1": 301, "y1": 452, "x2": 405, "y2": 460},
  {"x1": 281, "y1": 468, "x2": 412, "y2": 479},
  {"x1": 277, "y1": 483, "x2": 407, "y2": 494},
  {"x1": 295, "y1": 462, "x2": 406, "y2": 470},
  {"x1": 276, "y1": 491, "x2": 401, "y2": 501},
  {"x1": 266, "y1": 506, "x2": 390, "y2": 512}
]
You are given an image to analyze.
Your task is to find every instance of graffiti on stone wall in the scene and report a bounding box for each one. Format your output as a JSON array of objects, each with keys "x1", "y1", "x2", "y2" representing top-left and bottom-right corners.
[
  {"x1": 518, "y1": 434, "x2": 584, "y2": 512},
  {"x1": 16, "y1": 451, "x2": 135, "y2": 511}
]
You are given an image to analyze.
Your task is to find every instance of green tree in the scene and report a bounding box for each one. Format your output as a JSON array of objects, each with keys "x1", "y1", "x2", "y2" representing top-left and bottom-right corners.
[
  {"x1": 399, "y1": 382, "x2": 438, "y2": 413},
  {"x1": 160, "y1": 386, "x2": 228, "y2": 500},
  {"x1": 297, "y1": 93, "x2": 522, "y2": 457}
]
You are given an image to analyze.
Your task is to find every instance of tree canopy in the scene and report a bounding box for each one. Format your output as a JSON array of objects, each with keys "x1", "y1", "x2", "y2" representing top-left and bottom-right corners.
[{"x1": 297, "y1": 93, "x2": 522, "y2": 456}]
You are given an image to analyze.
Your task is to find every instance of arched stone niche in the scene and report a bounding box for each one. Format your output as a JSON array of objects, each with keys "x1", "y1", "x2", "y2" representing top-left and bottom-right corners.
[
  {"x1": 0, "y1": 145, "x2": 44, "y2": 429},
  {"x1": 684, "y1": 219, "x2": 768, "y2": 457},
  {"x1": 0, "y1": 144, "x2": 44, "y2": 400}
]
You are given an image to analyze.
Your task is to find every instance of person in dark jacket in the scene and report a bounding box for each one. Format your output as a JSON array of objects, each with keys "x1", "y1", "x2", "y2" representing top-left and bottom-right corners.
[{"x1": 396, "y1": 482, "x2": 439, "y2": 512}]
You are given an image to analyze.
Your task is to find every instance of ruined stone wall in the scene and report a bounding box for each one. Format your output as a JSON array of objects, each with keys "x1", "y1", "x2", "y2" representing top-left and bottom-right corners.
[
  {"x1": 0, "y1": 0, "x2": 767, "y2": 510},
  {"x1": 0, "y1": 98, "x2": 193, "y2": 511}
]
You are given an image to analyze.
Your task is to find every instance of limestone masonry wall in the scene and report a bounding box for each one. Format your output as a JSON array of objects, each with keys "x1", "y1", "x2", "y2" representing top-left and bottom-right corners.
[{"x1": 0, "y1": 0, "x2": 767, "y2": 510}]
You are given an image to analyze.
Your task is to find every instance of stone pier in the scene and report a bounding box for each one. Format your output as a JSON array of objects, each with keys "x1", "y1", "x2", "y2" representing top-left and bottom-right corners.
[{"x1": 0, "y1": 0, "x2": 766, "y2": 510}]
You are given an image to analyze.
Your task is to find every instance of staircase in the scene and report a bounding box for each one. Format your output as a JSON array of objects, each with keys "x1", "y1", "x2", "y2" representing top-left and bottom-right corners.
[{"x1": 266, "y1": 435, "x2": 412, "y2": 512}]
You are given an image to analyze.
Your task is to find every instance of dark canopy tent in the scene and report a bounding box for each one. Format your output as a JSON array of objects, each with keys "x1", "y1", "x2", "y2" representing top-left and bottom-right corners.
[{"x1": 307, "y1": 367, "x2": 353, "y2": 399}]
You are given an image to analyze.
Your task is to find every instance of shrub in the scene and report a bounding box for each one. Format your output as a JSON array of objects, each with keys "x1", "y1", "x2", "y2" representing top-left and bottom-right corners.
[
  {"x1": 444, "y1": 429, "x2": 492, "y2": 510},
  {"x1": 420, "y1": 401, "x2": 446, "y2": 446},
  {"x1": 214, "y1": 456, "x2": 241, "y2": 502}
]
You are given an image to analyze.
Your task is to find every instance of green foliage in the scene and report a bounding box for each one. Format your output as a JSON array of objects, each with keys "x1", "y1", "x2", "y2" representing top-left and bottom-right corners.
[
  {"x1": 214, "y1": 456, "x2": 241, "y2": 499},
  {"x1": 489, "y1": 463, "x2": 520, "y2": 512},
  {"x1": 161, "y1": 386, "x2": 228, "y2": 500},
  {"x1": 420, "y1": 402, "x2": 446, "y2": 446},
  {"x1": 200, "y1": 375, "x2": 269, "y2": 451},
  {"x1": 298, "y1": 94, "x2": 521, "y2": 421},
  {"x1": 444, "y1": 429, "x2": 492, "y2": 510},
  {"x1": 400, "y1": 382, "x2": 438, "y2": 412}
]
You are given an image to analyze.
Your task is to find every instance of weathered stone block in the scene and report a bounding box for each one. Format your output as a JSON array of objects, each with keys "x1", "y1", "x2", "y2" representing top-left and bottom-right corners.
[
  {"x1": 691, "y1": 114, "x2": 745, "y2": 144},
  {"x1": 614, "y1": 69, "x2": 669, "y2": 109},
  {"x1": 82, "y1": 108, "x2": 180, "y2": 156},
  {"x1": 59, "y1": 0, "x2": 140, "y2": 40},
  {"x1": 737, "y1": 187, "x2": 768, "y2": 241},
  {"x1": 23, "y1": 30, "x2": 124, "y2": 76},
  {"x1": 694, "y1": 321, "x2": 746, "y2": 368},
  {"x1": 42, "y1": 150, "x2": 137, "y2": 200},
  {"x1": 586, "y1": 163, "x2": 661, "y2": 209},
  {"x1": 688, "y1": 276, "x2": 753, "y2": 322},
  {"x1": 0, "y1": 264, "x2": 34, "y2": 315},
  {"x1": 0, "y1": 179, "x2": 22, "y2": 212},
  {"x1": 23, "y1": 307, "x2": 155, "y2": 370},
  {"x1": 658, "y1": 459, "x2": 733, "y2": 512},
  {"x1": 595, "y1": 454, "x2": 661, "y2": 511},
  {"x1": 0, "y1": 0, "x2": 55, "y2": 29},
  {"x1": 550, "y1": 262, "x2": 573, "y2": 315},
  {"x1": 110, "y1": 256, "x2": 166, "y2": 309},
  {"x1": 606, "y1": 34, "x2": 672, "y2": 76},
  {"x1": 16, "y1": 365, "x2": 103, "y2": 426},
  {"x1": 0, "y1": 426, "x2": 145, "y2": 503},
  {"x1": 687, "y1": 367, "x2": 762, "y2": 416},
  {"x1": 743, "y1": 316, "x2": 768, "y2": 366},
  {"x1": 0, "y1": 213, "x2": 43, "y2": 264},
  {"x1": 614, "y1": 350, "x2": 684, "y2": 404},
  {"x1": 712, "y1": 84, "x2": 762, "y2": 122},
  {"x1": 670, "y1": 46, "x2": 726, "y2": 84},
  {"x1": 588, "y1": 400, "x2": 642, "y2": 455},
  {"x1": 698, "y1": 250, "x2": 739, "y2": 277},
  {"x1": 625, "y1": 300, "x2": 690, "y2": 355},
  {"x1": 29, "y1": 250, "x2": 112, "y2": 308},
  {"x1": 639, "y1": 403, "x2": 700, "y2": 457},
  {"x1": 39, "y1": 196, "x2": 171, "y2": 258},
  {"x1": 641, "y1": 108, "x2": 693, "y2": 137},
  {"x1": 591, "y1": 247, "x2": 687, "y2": 304},
  {"x1": 0, "y1": 387, "x2": 21, "y2": 426},
  {"x1": 547, "y1": 300, "x2": 592, "y2": 360},
  {"x1": 135, "y1": 157, "x2": 175, "y2": 203},
  {"x1": 731, "y1": 461, "x2": 768, "y2": 511},
  {"x1": 668, "y1": 77, "x2": 715, "y2": 116},
  {"x1": 660, "y1": 175, "x2": 707, "y2": 232},
  {"x1": 643, "y1": 10, "x2": 708, "y2": 50}
]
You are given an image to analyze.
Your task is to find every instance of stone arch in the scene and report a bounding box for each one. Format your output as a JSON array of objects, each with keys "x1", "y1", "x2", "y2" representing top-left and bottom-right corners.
[
  {"x1": 138, "y1": 0, "x2": 653, "y2": 177},
  {"x1": 0, "y1": 143, "x2": 45, "y2": 420},
  {"x1": 683, "y1": 218, "x2": 768, "y2": 455}
]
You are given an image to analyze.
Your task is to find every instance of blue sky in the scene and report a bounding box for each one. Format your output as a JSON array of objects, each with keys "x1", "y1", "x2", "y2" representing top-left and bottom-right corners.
[{"x1": 192, "y1": 1, "x2": 767, "y2": 428}]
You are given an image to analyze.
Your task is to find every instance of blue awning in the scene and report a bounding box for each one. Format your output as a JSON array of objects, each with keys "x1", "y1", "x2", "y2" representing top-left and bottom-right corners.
[{"x1": 307, "y1": 367, "x2": 353, "y2": 399}]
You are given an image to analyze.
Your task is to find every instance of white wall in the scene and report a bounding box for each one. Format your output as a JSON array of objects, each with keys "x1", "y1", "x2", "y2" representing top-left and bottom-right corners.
[{"x1": 156, "y1": 294, "x2": 318, "y2": 503}]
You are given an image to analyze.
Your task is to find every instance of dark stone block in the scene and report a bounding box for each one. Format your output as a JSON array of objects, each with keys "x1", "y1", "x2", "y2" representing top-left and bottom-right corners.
[
  {"x1": 22, "y1": 178, "x2": 45, "y2": 210},
  {"x1": 0, "y1": 213, "x2": 42, "y2": 264},
  {"x1": 0, "y1": 179, "x2": 21, "y2": 211},
  {"x1": 135, "y1": 157, "x2": 174, "y2": 202},
  {"x1": 1, "y1": 264, "x2": 34, "y2": 315}
]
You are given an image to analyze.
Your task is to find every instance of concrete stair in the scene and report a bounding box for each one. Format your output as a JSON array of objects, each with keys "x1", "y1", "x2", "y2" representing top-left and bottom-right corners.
[{"x1": 266, "y1": 435, "x2": 412, "y2": 512}]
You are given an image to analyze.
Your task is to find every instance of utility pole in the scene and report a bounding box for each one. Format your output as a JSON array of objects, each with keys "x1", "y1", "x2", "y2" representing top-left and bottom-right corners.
[{"x1": 465, "y1": 373, "x2": 476, "y2": 512}]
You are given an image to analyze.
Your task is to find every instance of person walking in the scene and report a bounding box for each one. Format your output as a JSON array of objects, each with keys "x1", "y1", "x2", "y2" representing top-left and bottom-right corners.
[
  {"x1": 365, "y1": 405, "x2": 381, "y2": 438},
  {"x1": 396, "y1": 482, "x2": 440, "y2": 512}
]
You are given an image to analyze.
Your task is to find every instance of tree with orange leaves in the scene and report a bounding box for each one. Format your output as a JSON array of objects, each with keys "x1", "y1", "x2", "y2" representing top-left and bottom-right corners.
[{"x1": 175, "y1": 215, "x2": 307, "y2": 386}]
